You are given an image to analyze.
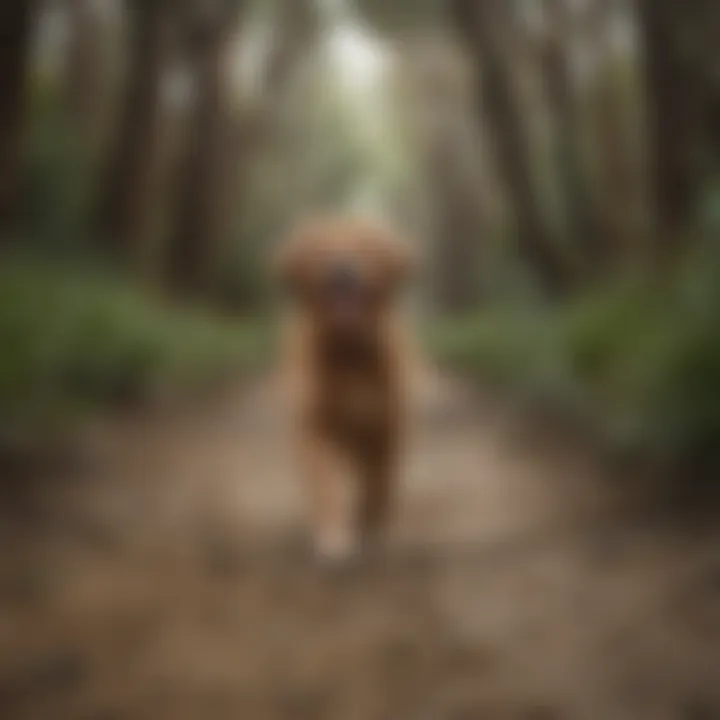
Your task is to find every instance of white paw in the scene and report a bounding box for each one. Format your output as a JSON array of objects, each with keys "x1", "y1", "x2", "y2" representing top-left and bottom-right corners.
[{"x1": 314, "y1": 527, "x2": 358, "y2": 563}]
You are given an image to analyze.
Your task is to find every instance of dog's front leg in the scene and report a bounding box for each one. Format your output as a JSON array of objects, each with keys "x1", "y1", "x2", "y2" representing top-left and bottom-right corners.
[
  {"x1": 299, "y1": 434, "x2": 358, "y2": 562},
  {"x1": 358, "y1": 437, "x2": 398, "y2": 551}
]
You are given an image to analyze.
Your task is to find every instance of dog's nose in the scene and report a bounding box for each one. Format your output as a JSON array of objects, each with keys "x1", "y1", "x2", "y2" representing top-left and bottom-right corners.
[{"x1": 327, "y1": 262, "x2": 359, "y2": 292}]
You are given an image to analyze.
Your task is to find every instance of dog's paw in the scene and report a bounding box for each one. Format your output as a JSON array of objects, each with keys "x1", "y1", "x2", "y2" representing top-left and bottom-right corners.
[{"x1": 313, "y1": 527, "x2": 358, "y2": 564}]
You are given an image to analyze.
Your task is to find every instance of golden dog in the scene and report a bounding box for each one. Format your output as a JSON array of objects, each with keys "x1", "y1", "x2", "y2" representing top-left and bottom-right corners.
[{"x1": 273, "y1": 215, "x2": 416, "y2": 560}]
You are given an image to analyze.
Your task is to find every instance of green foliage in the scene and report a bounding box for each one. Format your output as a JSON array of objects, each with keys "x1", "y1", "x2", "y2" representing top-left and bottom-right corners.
[
  {"x1": 21, "y1": 75, "x2": 94, "y2": 252},
  {"x1": 0, "y1": 258, "x2": 269, "y2": 448},
  {"x1": 431, "y1": 231, "x2": 720, "y2": 464},
  {"x1": 213, "y1": 233, "x2": 273, "y2": 313},
  {"x1": 357, "y1": 0, "x2": 445, "y2": 32}
]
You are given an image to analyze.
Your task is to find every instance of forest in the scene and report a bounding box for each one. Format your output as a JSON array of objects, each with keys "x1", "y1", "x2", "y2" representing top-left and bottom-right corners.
[
  {"x1": 1, "y1": 0, "x2": 719, "y2": 474},
  {"x1": 2, "y1": 0, "x2": 720, "y2": 477},
  {"x1": 2, "y1": 2, "x2": 720, "y2": 719}
]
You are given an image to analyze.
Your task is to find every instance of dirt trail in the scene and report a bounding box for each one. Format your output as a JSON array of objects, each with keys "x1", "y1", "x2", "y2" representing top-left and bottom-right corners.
[{"x1": 1, "y1": 375, "x2": 719, "y2": 720}]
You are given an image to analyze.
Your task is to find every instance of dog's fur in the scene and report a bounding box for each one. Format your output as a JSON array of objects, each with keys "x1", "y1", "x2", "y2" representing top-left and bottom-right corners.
[{"x1": 273, "y1": 215, "x2": 416, "y2": 560}]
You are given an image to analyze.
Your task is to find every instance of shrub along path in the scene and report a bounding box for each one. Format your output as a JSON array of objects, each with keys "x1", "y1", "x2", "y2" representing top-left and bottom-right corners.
[{"x1": 0, "y1": 373, "x2": 719, "y2": 719}]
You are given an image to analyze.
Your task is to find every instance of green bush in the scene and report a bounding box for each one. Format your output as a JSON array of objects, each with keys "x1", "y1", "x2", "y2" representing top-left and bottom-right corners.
[
  {"x1": 431, "y1": 235, "x2": 720, "y2": 465},
  {"x1": 0, "y1": 258, "x2": 269, "y2": 447}
]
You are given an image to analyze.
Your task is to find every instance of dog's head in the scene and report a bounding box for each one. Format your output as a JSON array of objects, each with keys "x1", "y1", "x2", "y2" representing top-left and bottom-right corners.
[{"x1": 273, "y1": 215, "x2": 415, "y2": 333}]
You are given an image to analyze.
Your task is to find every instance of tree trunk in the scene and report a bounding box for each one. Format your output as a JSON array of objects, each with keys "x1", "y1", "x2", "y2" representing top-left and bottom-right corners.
[
  {"x1": 0, "y1": 0, "x2": 35, "y2": 236},
  {"x1": 263, "y1": 0, "x2": 317, "y2": 102},
  {"x1": 451, "y1": 0, "x2": 572, "y2": 296},
  {"x1": 638, "y1": 0, "x2": 708, "y2": 258},
  {"x1": 166, "y1": 0, "x2": 237, "y2": 297},
  {"x1": 218, "y1": 0, "x2": 317, "y2": 264},
  {"x1": 65, "y1": 0, "x2": 102, "y2": 142},
  {"x1": 430, "y1": 125, "x2": 485, "y2": 312},
  {"x1": 543, "y1": 0, "x2": 606, "y2": 278},
  {"x1": 94, "y1": 0, "x2": 167, "y2": 265}
]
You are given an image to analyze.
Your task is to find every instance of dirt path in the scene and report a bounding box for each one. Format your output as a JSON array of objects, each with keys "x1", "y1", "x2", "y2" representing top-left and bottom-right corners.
[{"x1": 1, "y1": 376, "x2": 719, "y2": 720}]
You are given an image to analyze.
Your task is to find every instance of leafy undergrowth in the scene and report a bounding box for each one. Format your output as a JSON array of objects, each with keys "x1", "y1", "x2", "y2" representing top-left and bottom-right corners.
[
  {"x1": 430, "y1": 244, "x2": 720, "y2": 470},
  {"x1": 0, "y1": 258, "x2": 270, "y2": 451}
]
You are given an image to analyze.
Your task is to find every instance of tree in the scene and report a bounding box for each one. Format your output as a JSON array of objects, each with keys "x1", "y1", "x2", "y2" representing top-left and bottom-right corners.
[
  {"x1": 166, "y1": 0, "x2": 241, "y2": 297},
  {"x1": 94, "y1": 0, "x2": 168, "y2": 265},
  {"x1": 637, "y1": 0, "x2": 720, "y2": 258},
  {"x1": 263, "y1": 0, "x2": 318, "y2": 105},
  {"x1": 64, "y1": 0, "x2": 102, "y2": 141},
  {"x1": 0, "y1": 0, "x2": 36, "y2": 236},
  {"x1": 217, "y1": 0, "x2": 318, "y2": 259},
  {"x1": 408, "y1": 40, "x2": 487, "y2": 311},
  {"x1": 542, "y1": 0, "x2": 606, "y2": 277},
  {"x1": 451, "y1": 0, "x2": 573, "y2": 295},
  {"x1": 357, "y1": 0, "x2": 442, "y2": 33},
  {"x1": 430, "y1": 131, "x2": 486, "y2": 311}
]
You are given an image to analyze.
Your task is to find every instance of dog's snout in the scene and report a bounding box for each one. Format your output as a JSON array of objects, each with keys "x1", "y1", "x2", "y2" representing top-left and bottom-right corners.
[{"x1": 328, "y1": 262, "x2": 359, "y2": 292}]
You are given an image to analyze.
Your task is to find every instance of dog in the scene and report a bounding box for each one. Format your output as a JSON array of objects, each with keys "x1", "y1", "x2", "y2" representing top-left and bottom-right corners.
[{"x1": 273, "y1": 214, "x2": 417, "y2": 561}]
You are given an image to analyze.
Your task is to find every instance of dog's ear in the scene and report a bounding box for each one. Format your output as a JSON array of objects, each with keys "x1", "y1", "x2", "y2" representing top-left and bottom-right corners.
[
  {"x1": 271, "y1": 222, "x2": 316, "y2": 295},
  {"x1": 374, "y1": 227, "x2": 417, "y2": 293}
]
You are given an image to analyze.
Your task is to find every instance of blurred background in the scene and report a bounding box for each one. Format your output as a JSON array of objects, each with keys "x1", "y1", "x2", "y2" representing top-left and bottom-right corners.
[{"x1": 2, "y1": 1, "x2": 720, "y2": 718}]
